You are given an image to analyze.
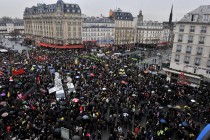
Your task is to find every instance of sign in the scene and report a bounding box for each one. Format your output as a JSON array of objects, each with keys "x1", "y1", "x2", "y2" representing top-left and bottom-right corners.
[
  {"x1": 61, "y1": 127, "x2": 69, "y2": 140},
  {"x1": 48, "y1": 87, "x2": 56, "y2": 94}
]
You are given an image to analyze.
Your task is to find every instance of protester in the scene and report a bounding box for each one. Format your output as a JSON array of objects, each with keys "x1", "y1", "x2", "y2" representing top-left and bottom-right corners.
[{"x1": 0, "y1": 45, "x2": 206, "y2": 139}]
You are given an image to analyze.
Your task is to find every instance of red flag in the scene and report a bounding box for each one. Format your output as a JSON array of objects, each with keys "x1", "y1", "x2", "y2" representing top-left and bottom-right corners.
[
  {"x1": 12, "y1": 68, "x2": 24, "y2": 75},
  {"x1": 0, "y1": 71, "x2": 4, "y2": 76}
]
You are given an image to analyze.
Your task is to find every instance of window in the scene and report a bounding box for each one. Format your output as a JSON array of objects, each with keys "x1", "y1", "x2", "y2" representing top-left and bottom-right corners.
[
  {"x1": 190, "y1": 26, "x2": 195, "y2": 32},
  {"x1": 201, "y1": 26, "x2": 207, "y2": 33},
  {"x1": 191, "y1": 14, "x2": 198, "y2": 22},
  {"x1": 195, "y1": 58, "x2": 201, "y2": 65},
  {"x1": 184, "y1": 56, "x2": 190, "y2": 64},
  {"x1": 178, "y1": 35, "x2": 183, "y2": 42},
  {"x1": 203, "y1": 15, "x2": 209, "y2": 22},
  {"x1": 199, "y1": 36, "x2": 205, "y2": 44},
  {"x1": 188, "y1": 35, "x2": 193, "y2": 43},
  {"x1": 176, "y1": 45, "x2": 182, "y2": 52},
  {"x1": 197, "y1": 47, "x2": 203, "y2": 55},
  {"x1": 175, "y1": 54, "x2": 180, "y2": 62},
  {"x1": 179, "y1": 25, "x2": 185, "y2": 32},
  {"x1": 207, "y1": 60, "x2": 210, "y2": 67},
  {"x1": 186, "y1": 46, "x2": 192, "y2": 53}
]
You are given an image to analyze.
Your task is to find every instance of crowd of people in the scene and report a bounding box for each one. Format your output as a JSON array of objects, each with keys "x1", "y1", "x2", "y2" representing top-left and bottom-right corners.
[{"x1": 0, "y1": 45, "x2": 209, "y2": 140}]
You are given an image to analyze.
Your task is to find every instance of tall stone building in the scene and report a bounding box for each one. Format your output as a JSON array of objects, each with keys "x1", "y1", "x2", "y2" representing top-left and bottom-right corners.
[
  {"x1": 0, "y1": 17, "x2": 24, "y2": 36},
  {"x1": 24, "y1": 0, "x2": 82, "y2": 46},
  {"x1": 164, "y1": 5, "x2": 210, "y2": 86},
  {"x1": 109, "y1": 8, "x2": 134, "y2": 45},
  {"x1": 82, "y1": 17, "x2": 115, "y2": 47}
]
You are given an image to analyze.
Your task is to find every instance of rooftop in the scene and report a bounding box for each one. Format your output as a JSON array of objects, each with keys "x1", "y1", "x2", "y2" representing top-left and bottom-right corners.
[{"x1": 179, "y1": 5, "x2": 210, "y2": 23}]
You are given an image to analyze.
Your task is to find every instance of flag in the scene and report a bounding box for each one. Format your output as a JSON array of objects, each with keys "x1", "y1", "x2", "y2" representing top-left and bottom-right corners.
[
  {"x1": 0, "y1": 71, "x2": 4, "y2": 76},
  {"x1": 7, "y1": 92, "x2": 10, "y2": 98},
  {"x1": 26, "y1": 50, "x2": 30, "y2": 59},
  {"x1": 12, "y1": 68, "x2": 24, "y2": 75}
]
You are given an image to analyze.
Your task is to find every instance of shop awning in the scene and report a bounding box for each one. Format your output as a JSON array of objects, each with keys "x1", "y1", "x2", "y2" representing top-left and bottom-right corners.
[{"x1": 37, "y1": 42, "x2": 84, "y2": 49}]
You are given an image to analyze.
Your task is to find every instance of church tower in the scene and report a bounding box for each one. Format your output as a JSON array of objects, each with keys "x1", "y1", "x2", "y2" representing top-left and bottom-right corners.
[{"x1": 137, "y1": 10, "x2": 143, "y2": 22}]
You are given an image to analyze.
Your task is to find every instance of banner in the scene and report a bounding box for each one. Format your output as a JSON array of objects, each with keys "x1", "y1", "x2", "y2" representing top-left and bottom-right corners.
[
  {"x1": 48, "y1": 87, "x2": 56, "y2": 94},
  {"x1": 12, "y1": 68, "x2": 24, "y2": 75}
]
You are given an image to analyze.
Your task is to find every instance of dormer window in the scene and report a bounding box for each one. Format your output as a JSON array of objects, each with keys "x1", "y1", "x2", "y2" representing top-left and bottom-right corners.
[
  {"x1": 203, "y1": 15, "x2": 209, "y2": 22},
  {"x1": 191, "y1": 14, "x2": 198, "y2": 22}
]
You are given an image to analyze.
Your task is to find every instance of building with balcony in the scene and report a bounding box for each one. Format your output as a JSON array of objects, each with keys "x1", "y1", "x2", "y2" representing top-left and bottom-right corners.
[
  {"x1": 82, "y1": 16, "x2": 115, "y2": 47},
  {"x1": 23, "y1": 0, "x2": 82, "y2": 46},
  {"x1": 0, "y1": 17, "x2": 24, "y2": 35},
  {"x1": 164, "y1": 5, "x2": 210, "y2": 86},
  {"x1": 109, "y1": 8, "x2": 134, "y2": 45}
]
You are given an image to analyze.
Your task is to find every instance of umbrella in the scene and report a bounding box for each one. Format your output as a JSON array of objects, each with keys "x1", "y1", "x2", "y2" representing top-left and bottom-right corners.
[
  {"x1": 60, "y1": 101, "x2": 66, "y2": 105},
  {"x1": 76, "y1": 116, "x2": 82, "y2": 121},
  {"x1": 72, "y1": 135, "x2": 81, "y2": 140},
  {"x1": 2, "y1": 112, "x2": 8, "y2": 117},
  {"x1": 51, "y1": 102, "x2": 56, "y2": 105},
  {"x1": 123, "y1": 113, "x2": 129, "y2": 117},
  {"x1": 164, "y1": 85, "x2": 169, "y2": 88},
  {"x1": 122, "y1": 108, "x2": 128, "y2": 113},
  {"x1": 168, "y1": 89, "x2": 171, "y2": 92},
  {"x1": 0, "y1": 85, "x2": 6, "y2": 89},
  {"x1": 174, "y1": 105, "x2": 181, "y2": 109},
  {"x1": 159, "y1": 106, "x2": 164, "y2": 109},
  {"x1": 1, "y1": 93, "x2": 6, "y2": 96},
  {"x1": 155, "y1": 102, "x2": 160, "y2": 105},
  {"x1": 167, "y1": 105, "x2": 172, "y2": 108},
  {"x1": 182, "y1": 121, "x2": 188, "y2": 127},
  {"x1": 89, "y1": 102, "x2": 95, "y2": 106},
  {"x1": 0, "y1": 101, "x2": 7, "y2": 106},
  {"x1": 102, "y1": 88, "x2": 106, "y2": 91},
  {"x1": 54, "y1": 128, "x2": 61, "y2": 133},
  {"x1": 82, "y1": 115, "x2": 89, "y2": 119},
  {"x1": 94, "y1": 94, "x2": 100, "y2": 98},
  {"x1": 9, "y1": 110, "x2": 15, "y2": 114},
  {"x1": 160, "y1": 119, "x2": 166, "y2": 123},
  {"x1": 75, "y1": 76, "x2": 80, "y2": 79},
  {"x1": 90, "y1": 73, "x2": 95, "y2": 77},
  {"x1": 132, "y1": 94, "x2": 137, "y2": 97},
  {"x1": 191, "y1": 99, "x2": 196, "y2": 103},
  {"x1": 72, "y1": 98, "x2": 79, "y2": 103},
  {"x1": 121, "y1": 80, "x2": 127, "y2": 84},
  {"x1": 22, "y1": 101, "x2": 27, "y2": 104}
]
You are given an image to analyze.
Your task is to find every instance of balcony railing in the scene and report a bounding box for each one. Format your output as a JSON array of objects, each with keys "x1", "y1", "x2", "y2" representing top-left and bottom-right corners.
[
  {"x1": 176, "y1": 49, "x2": 181, "y2": 52},
  {"x1": 197, "y1": 52, "x2": 202, "y2": 55},
  {"x1": 186, "y1": 50, "x2": 191, "y2": 54},
  {"x1": 195, "y1": 63, "x2": 200, "y2": 66},
  {"x1": 179, "y1": 29, "x2": 184, "y2": 32},
  {"x1": 199, "y1": 41, "x2": 204, "y2": 44},
  {"x1": 184, "y1": 61, "x2": 189, "y2": 64},
  {"x1": 178, "y1": 39, "x2": 182, "y2": 42},
  {"x1": 207, "y1": 64, "x2": 210, "y2": 67},
  {"x1": 190, "y1": 29, "x2": 195, "y2": 32},
  {"x1": 175, "y1": 59, "x2": 179, "y2": 62},
  {"x1": 201, "y1": 30, "x2": 206, "y2": 33},
  {"x1": 188, "y1": 40, "x2": 193, "y2": 43}
]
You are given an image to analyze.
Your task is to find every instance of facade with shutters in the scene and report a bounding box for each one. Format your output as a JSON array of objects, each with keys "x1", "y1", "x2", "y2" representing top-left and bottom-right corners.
[
  {"x1": 164, "y1": 5, "x2": 210, "y2": 86},
  {"x1": 0, "y1": 17, "x2": 24, "y2": 35},
  {"x1": 109, "y1": 8, "x2": 134, "y2": 45},
  {"x1": 23, "y1": 0, "x2": 82, "y2": 45},
  {"x1": 82, "y1": 17, "x2": 115, "y2": 47}
]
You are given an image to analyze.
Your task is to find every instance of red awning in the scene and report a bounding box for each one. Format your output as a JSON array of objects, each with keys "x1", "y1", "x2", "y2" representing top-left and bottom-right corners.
[{"x1": 37, "y1": 42, "x2": 84, "y2": 49}]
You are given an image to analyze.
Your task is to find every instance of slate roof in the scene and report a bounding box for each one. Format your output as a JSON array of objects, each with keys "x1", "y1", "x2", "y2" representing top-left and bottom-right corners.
[
  {"x1": 83, "y1": 17, "x2": 114, "y2": 23},
  {"x1": 179, "y1": 5, "x2": 210, "y2": 23},
  {"x1": 112, "y1": 9, "x2": 133, "y2": 21},
  {"x1": 24, "y1": 0, "x2": 81, "y2": 15}
]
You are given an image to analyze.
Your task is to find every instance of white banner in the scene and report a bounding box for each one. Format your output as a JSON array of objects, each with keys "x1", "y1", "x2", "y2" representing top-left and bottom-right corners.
[
  {"x1": 48, "y1": 87, "x2": 56, "y2": 94},
  {"x1": 61, "y1": 127, "x2": 69, "y2": 139}
]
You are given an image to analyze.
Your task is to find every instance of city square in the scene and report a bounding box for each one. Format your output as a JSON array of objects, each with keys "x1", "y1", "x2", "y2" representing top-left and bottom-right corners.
[{"x1": 0, "y1": 0, "x2": 210, "y2": 140}]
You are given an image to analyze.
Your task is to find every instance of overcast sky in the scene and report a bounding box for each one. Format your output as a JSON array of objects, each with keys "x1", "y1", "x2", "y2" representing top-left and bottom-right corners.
[{"x1": 0, "y1": 0, "x2": 209, "y2": 21}]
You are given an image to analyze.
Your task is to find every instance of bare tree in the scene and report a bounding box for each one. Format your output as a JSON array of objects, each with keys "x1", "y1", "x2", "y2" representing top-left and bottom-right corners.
[{"x1": 9, "y1": 29, "x2": 21, "y2": 40}]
